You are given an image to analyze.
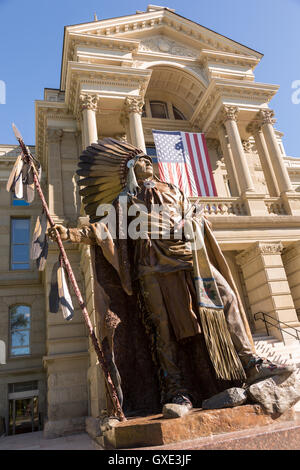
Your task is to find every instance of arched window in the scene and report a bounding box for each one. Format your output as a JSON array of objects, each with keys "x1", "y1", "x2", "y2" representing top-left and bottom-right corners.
[
  {"x1": 149, "y1": 101, "x2": 169, "y2": 119},
  {"x1": 172, "y1": 105, "x2": 185, "y2": 120},
  {"x1": 9, "y1": 305, "x2": 31, "y2": 356},
  {"x1": 146, "y1": 100, "x2": 186, "y2": 120}
]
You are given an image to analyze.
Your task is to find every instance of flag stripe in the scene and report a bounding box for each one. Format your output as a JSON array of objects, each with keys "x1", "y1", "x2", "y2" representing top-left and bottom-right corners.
[
  {"x1": 188, "y1": 133, "x2": 207, "y2": 195},
  {"x1": 181, "y1": 134, "x2": 198, "y2": 196},
  {"x1": 153, "y1": 129, "x2": 217, "y2": 198},
  {"x1": 192, "y1": 133, "x2": 210, "y2": 196},
  {"x1": 201, "y1": 134, "x2": 218, "y2": 196},
  {"x1": 184, "y1": 132, "x2": 203, "y2": 196}
]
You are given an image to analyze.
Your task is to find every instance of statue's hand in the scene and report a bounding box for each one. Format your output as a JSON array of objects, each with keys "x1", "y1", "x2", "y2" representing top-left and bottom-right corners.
[{"x1": 48, "y1": 224, "x2": 69, "y2": 242}]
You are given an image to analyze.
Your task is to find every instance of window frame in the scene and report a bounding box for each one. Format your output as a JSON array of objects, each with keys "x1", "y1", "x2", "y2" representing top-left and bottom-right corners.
[
  {"x1": 149, "y1": 101, "x2": 169, "y2": 119},
  {"x1": 9, "y1": 304, "x2": 31, "y2": 357},
  {"x1": 10, "y1": 217, "x2": 31, "y2": 271}
]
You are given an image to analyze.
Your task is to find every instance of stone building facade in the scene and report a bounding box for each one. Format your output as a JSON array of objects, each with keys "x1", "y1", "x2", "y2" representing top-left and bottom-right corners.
[{"x1": 1, "y1": 5, "x2": 300, "y2": 436}]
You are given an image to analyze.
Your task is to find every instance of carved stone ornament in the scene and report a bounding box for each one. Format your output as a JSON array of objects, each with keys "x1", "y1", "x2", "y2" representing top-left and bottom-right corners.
[
  {"x1": 139, "y1": 35, "x2": 198, "y2": 58},
  {"x1": 124, "y1": 96, "x2": 144, "y2": 115},
  {"x1": 259, "y1": 109, "x2": 276, "y2": 126},
  {"x1": 236, "y1": 241, "x2": 283, "y2": 266},
  {"x1": 79, "y1": 94, "x2": 98, "y2": 112},
  {"x1": 220, "y1": 105, "x2": 239, "y2": 124},
  {"x1": 242, "y1": 139, "x2": 253, "y2": 153}
]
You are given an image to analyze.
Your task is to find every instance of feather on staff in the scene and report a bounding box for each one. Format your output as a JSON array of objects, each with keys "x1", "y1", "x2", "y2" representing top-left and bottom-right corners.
[{"x1": 10, "y1": 123, "x2": 126, "y2": 422}]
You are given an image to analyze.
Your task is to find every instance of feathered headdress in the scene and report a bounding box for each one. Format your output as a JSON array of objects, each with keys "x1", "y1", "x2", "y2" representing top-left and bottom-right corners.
[{"x1": 76, "y1": 137, "x2": 151, "y2": 222}]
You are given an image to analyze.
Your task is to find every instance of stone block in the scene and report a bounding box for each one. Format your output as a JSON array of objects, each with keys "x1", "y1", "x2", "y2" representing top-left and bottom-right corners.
[
  {"x1": 43, "y1": 416, "x2": 86, "y2": 439},
  {"x1": 247, "y1": 373, "x2": 300, "y2": 415},
  {"x1": 263, "y1": 254, "x2": 283, "y2": 268},
  {"x1": 99, "y1": 405, "x2": 294, "y2": 449},
  {"x1": 202, "y1": 388, "x2": 247, "y2": 410}
]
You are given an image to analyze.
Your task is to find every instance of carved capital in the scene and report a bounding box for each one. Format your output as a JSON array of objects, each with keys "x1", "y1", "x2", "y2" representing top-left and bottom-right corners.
[
  {"x1": 79, "y1": 94, "x2": 98, "y2": 112},
  {"x1": 220, "y1": 105, "x2": 239, "y2": 124},
  {"x1": 46, "y1": 128, "x2": 64, "y2": 144},
  {"x1": 242, "y1": 139, "x2": 253, "y2": 153},
  {"x1": 258, "y1": 109, "x2": 276, "y2": 126},
  {"x1": 124, "y1": 96, "x2": 144, "y2": 115},
  {"x1": 236, "y1": 241, "x2": 283, "y2": 266}
]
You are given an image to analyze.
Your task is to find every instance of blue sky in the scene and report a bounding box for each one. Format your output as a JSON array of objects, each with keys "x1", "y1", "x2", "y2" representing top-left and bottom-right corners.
[{"x1": 0, "y1": 0, "x2": 299, "y2": 157}]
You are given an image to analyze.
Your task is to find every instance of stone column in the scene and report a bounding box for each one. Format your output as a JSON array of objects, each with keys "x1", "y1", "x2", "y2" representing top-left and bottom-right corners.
[
  {"x1": 258, "y1": 110, "x2": 293, "y2": 195},
  {"x1": 248, "y1": 122, "x2": 280, "y2": 197},
  {"x1": 79, "y1": 94, "x2": 99, "y2": 149},
  {"x1": 221, "y1": 106, "x2": 255, "y2": 195},
  {"x1": 282, "y1": 241, "x2": 300, "y2": 322},
  {"x1": 217, "y1": 124, "x2": 240, "y2": 196},
  {"x1": 46, "y1": 129, "x2": 64, "y2": 220},
  {"x1": 124, "y1": 97, "x2": 146, "y2": 153},
  {"x1": 236, "y1": 242, "x2": 299, "y2": 343}
]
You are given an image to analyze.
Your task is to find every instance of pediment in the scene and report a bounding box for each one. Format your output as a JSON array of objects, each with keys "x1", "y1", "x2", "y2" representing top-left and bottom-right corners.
[{"x1": 65, "y1": 8, "x2": 263, "y2": 60}]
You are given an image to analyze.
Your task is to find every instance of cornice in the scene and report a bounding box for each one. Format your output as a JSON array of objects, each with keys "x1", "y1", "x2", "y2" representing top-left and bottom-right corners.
[
  {"x1": 65, "y1": 62, "x2": 152, "y2": 116},
  {"x1": 191, "y1": 79, "x2": 279, "y2": 130},
  {"x1": 35, "y1": 100, "x2": 75, "y2": 165},
  {"x1": 61, "y1": 33, "x2": 140, "y2": 89},
  {"x1": 65, "y1": 9, "x2": 262, "y2": 58},
  {"x1": 60, "y1": 9, "x2": 263, "y2": 88},
  {"x1": 200, "y1": 49, "x2": 260, "y2": 69}
]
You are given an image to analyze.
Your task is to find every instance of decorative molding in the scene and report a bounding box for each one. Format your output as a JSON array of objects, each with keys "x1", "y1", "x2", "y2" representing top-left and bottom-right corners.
[
  {"x1": 236, "y1": 241, "x2": 283, "y2": 266},
  {"x1": 242, "y1": 139, "x2": 253, "y2": 153},
  {"x1": 259, "y1": 109, "x2": 276, "y2": 126},
  {"x1": 138, "y1": 35, "x2": 198, "y2": 58},
  {"x1": 220, "y1": 105, "x2": 239, "y2": 124}
]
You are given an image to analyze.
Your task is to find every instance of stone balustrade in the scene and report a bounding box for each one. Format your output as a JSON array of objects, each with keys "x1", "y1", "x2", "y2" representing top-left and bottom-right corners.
[
  {"x1": 188, "y1": 196, "x2": 297, "y2": 217},
  {"x1": 190, "y1": 197, "x2": 247, "y2": 216},
  {"x1": 265, "y1": 198, "x2": 288, "y2": 216}
]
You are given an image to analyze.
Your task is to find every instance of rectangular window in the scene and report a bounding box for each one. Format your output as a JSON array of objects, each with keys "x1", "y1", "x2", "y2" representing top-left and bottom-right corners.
[
  {"x1": 11, "y1": 218, "x2": 30, "y2": 270},
  {"x1": 146, "y1": 146, "x2": 158, "y2": 163},
  {"x1": 10, "y1": 305, "x2": 31, "y2": 356}
]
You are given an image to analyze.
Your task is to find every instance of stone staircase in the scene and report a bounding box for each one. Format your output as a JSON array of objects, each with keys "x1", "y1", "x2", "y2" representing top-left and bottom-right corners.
[{"x1": 253, "y1": 333, "x2": 300, "y2": 412}]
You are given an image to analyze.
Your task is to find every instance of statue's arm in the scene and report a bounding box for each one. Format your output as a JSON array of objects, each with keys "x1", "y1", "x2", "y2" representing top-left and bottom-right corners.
[
  {"x1": 48, "y1": 224, "x2": 96, "y2": 245},
  {"x1": 48, "y1": 223, "x2": 120, "y2": 274}
]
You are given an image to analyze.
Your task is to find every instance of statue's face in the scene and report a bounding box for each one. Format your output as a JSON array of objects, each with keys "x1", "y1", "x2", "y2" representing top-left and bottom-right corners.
[{"x1": 134, "y1": 156, "x2": 153, "y2": 181}]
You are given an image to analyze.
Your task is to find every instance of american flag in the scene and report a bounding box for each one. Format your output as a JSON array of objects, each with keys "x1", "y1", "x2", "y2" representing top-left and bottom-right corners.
[{"x1": 152, "y1": 130, "x2": 217, "y2": 197}]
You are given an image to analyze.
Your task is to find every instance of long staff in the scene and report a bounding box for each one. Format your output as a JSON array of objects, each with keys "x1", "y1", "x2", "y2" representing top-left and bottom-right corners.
[{"x1": 12, "y1": 123, "x2": 126, "y2": 422}]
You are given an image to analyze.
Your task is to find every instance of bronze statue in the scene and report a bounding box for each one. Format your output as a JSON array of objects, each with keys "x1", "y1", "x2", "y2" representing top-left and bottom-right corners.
[{"x1": 49, "y1": 138, "x2": 294, "y2": 417}]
